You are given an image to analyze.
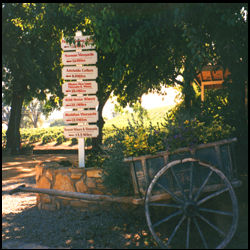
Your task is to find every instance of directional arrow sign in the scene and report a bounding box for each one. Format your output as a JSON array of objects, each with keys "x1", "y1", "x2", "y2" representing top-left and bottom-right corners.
[
  {"x1": 61, "y1": 36, "x2": 96, "y2": 51},
  {"x1": 62, "y1": 81, "x2": 98, "y2": 95},
  {"x1": 64, "y1": 125, "x2": 99, "y2": 138},
  {"x1": 63, "y1": 110, "x2": 98, "y2": 124},
  {"x1": 63, "y1": 96, "x2": 99, "y2": 109},
  {"x1": 62, "y1": 66, "x2": 98, "y2": 80},
  {"x1": 62, "y1": 51, "x2": 97, "y2": 65}
]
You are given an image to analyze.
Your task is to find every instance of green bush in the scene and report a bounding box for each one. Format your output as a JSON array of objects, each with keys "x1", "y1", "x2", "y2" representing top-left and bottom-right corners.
[
  {"x1": 102, "y1": 134, "x2": 134, "y2": 196},
  {"x1": 100, "y1": 92, "x2": 236, "y2": 195},
  {"x1": 20, "y1": 129, "x2": 32, "y2": 142},
  {"x1": 56, "y1": 134, "x2": 66, "y2": 145},
  {"x1": 20, "y1": 143, "x2": 34, "y2": 154},
  {"x1": 121, "y1": 119, "x2": 166, "y2": 157},
  {"x1": 71, "y1": 138, "x2": 78, "y2": 145},
  {"x1": 162, "y1": 90, "x2": 236, "y2": 151},
  {"x1": 101, "y1": 110, "x2": 165, "y2": 195},
  {"x1": 28, "y1": 133, "x2": 42, "y2": 143},
  {"x1": 41, "y1": 133, "x2": 54, "y2": 144}
]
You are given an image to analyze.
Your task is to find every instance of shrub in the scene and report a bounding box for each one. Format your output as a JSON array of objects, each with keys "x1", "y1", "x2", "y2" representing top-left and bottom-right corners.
[
  {"x1": 71, "y1": 138, "x2": 78, "y2": 145},
  {"x1": 20, "y1": 129, "x2": 32, "y2": 142},
  {"x1": 20, "y1": 143, "x2": 34, "y2": 154},
  {"x1": 102, "y1": 134, "x2": 134, "y2": 196},
  {"x1": 162, "y1": 90, "x2": 236, "y2": 151},
  {"x1": 85, "y1": 150, "x2": 107, "y2": 169},
  {"x1": 101, "y1": 111, "x2": 165, "y2": 196},
  {"x1": 122, "y1": 123, "x2": 166, "y2": 157},
  {"x1": 28, "y1": 133, "x2": 41, "y2": 143},
  {"x1": 41, "y1": 133, "x2": 54, "y2": 144},
  {"x1": 56, "y1": 134, "x2": 66, "y2": 145}
]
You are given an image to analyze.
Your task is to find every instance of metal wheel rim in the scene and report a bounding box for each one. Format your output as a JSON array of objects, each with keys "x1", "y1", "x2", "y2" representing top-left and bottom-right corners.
[{"x1": 145, "y1": 158, "x2": 238, "y2": 249}]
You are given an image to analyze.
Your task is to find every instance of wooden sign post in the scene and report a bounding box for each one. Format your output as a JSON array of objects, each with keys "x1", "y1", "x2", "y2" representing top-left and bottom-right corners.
[{"x1": 61, "y1": 32, "x2": 98, "y2": 168}]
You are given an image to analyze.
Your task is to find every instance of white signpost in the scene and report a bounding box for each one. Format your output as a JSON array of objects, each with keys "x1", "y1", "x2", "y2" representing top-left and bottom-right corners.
[
  {"x1": 63, "y1": 110, "x2": 98, "y2": 124},
  {"x1": 64, "y1": 125, "x2": 99, "y2": 138},
  {"x1": 62, "y1": 66, "x2": 98, "y2": 80},
  {"x1": 63, "y1": 96, "x2": 99, "y2": 109},
  {"x1": 62, "y1": 81, "x2": 98, "y2": 95},
  {"x1": 61, "y1": 33, "x2": 99, "y2": 168},
  {"x1": 62, "y1": 51, "x2": 97, "y2": 65}
]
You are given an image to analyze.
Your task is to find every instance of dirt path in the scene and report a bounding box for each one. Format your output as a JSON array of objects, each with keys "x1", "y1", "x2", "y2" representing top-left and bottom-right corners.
[
  {"x1": 2, "y1": 153, "x2": 78, "y2": 249},
  {"x1": 2, "y1": 153, "x2": 78, "y2": 192}
]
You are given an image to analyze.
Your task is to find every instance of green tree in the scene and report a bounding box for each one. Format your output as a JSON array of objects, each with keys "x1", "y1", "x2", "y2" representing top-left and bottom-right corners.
[
  {"x1": 56, "y1": 3, "x2": 188, "y2": 149},
  {"x1": 176, "y1": 3, "x2": 248, "y2": 114},
  {"x1": 2, "y1": 3, "x2": 63, "y2": 153},
  {"x1": 174, "y1": 3, "x2": 248, "y2": 171},
  {"x1": 3, "y1": 3, "x2": 247, "y2": 157}
]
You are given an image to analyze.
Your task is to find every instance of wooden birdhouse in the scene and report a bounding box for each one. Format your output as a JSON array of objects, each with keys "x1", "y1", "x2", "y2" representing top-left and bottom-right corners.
[{"x1": 194, "y1": 66, "x2": 231, "y2": 101}]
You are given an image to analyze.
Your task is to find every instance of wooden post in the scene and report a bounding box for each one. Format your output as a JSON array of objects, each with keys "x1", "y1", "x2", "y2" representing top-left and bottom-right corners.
[
  {"x1": 76, "y1": 45, "x2": 85, "y2": 168},
  {"x1": 78, "y1": 138, "x2": 85, "y2": 168},
  {"x1": 201, "y1": 82, "x2": 205, "y2": 102}
]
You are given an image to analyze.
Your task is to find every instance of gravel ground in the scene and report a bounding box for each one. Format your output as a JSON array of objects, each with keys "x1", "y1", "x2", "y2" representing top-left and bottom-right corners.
[
  {"x1": 2, "y1": 154, "x2": 248, "y2": 249},
  {"x1": 2, "y1": 170, "x2": 157, "y2": 249},
  {"x1": 2, "y1": 191, "x2": 157, "y2": 249},
  {"x1": 2, "y1": 178, "x2": 248, "y2": 249}
]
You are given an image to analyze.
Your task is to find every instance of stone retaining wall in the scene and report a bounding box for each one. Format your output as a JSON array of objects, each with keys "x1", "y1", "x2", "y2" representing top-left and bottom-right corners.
[{"x1": 36, "y1": 161, "x2": 111, "y2": 211}]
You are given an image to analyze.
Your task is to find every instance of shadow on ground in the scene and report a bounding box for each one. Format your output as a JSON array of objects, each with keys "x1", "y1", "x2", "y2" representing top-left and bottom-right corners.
[{"x1": 2, "y1": 154, "x2": 248, "y2": 249}]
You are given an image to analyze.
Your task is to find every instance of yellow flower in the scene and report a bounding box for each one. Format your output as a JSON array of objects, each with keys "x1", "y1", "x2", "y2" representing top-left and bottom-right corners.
[{"x1": 184, "y1": 120, "x2": 189, "y2": 125}]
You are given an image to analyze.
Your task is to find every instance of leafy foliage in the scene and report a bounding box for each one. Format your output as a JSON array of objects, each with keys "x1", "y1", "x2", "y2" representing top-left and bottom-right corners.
[
  {"x1": 3, "y1": 3, "x2": 247, "y2": 155},
  {"x1": 162, "y1": 89, "x2": 236, "y2": 151},
  {"x1": 56, "y1": 134, "x2": 67, "y2": 145},
  {"x1": 2, "y1": 3, "x2": 63, "y2": 153},
  {"x1": 101, "y1": 130, "x2": 134, "y2": 196},
  {"x1": 100, "y1": 91, "x2": 237, "y2": 194}
]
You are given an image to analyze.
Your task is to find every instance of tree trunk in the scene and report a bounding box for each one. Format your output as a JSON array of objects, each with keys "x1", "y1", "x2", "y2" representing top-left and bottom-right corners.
[
  {"x1": 6, "y1": 90, "x2": 25, "y2": 154},
  {"x1": 183, "y1": 77, "x2": 195, "y2": 110},
  {"x1": 92, "y1": 101, "x2": 105, "y2": 152},
  {"x1": 183, "y1": 61, "x2": 196, "y2": 110}
]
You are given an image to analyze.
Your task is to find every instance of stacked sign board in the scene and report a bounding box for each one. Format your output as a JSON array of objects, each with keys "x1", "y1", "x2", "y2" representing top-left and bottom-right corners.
[{"x1": 61, "y1": 35, "x2": 99, "y2": 139}]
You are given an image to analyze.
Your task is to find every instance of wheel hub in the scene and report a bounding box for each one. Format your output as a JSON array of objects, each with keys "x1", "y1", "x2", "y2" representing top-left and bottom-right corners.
[{"x1": 183, "y1": 201, "x2": 198, "y2": 217}]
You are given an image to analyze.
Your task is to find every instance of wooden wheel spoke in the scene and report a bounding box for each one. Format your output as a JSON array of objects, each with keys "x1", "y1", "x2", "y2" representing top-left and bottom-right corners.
[
  {"x1": 156, "y1": 182, "x2": 184, "y2": 204},
  {"x1": 166, "y1": 215, "x2": 186, "y2": 248},
  {"x1": 194, "y1": 170, "x2": 213, "y2": 201},
  {"x1": 153, "y1": 210, "x2": 183, "y2": 228},
  {"x1": 196, "y1": 213, "x2": 226, "y2": 237},
  {"x1": 149, "y1": 202, "x2": 182, "y2": 209},
  {"x1": 171, "y1": 166, "x2": 188, "y2": 201},
  {"x1": 193, "y1": 217, "x2": 209, "y2": 249},
  {"x1": 145, "y1": 158, "x2": 238, "y2": 249},
  {"x1": 186, "y1": 217, "x2": 191, "y2": 249},
  {"x1": 199, "y1": 207, "x2": 233, "y2": 216},
  {"x1": 197, "y1": 187, "x2": 229, "y2": 206},
  {"x1": 189, "y1": 163, "x2": 194, "y2": 200}
]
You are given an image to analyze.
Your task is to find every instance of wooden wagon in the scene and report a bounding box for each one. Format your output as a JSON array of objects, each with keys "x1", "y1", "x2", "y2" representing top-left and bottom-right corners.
[{"x1": 10, "y1": 137, "x2": 241, "y2": 249}]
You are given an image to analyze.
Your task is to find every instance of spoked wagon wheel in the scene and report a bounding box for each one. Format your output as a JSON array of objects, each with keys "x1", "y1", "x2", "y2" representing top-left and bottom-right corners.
[{"x1": 145, "y1": 158, "x2": 238, "y2": 249}]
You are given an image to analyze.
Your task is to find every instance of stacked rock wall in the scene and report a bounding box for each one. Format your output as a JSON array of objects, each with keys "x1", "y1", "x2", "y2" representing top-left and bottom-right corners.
[{"x1": 36, "y1": 162, "x2": 111, "y2": 211}]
